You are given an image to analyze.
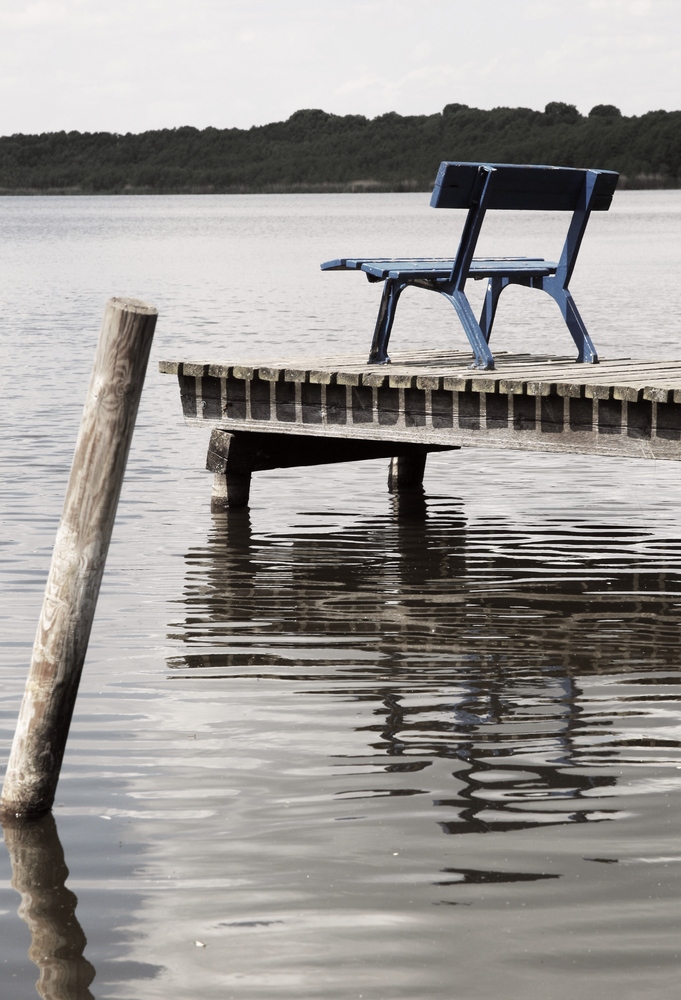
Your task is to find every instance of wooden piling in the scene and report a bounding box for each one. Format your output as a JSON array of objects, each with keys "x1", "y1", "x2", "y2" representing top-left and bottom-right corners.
[{"x1": 0, "y1": 297, "x2": 157, "y2": 820}]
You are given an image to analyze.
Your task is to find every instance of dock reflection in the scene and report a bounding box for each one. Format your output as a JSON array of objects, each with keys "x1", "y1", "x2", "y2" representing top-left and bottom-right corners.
[
  {"x1": 170, "y1": 491, "x2": 681, "y2": 837},
  {"x1": 1, "y1": 814, "x2": 95, "y2": 999}
]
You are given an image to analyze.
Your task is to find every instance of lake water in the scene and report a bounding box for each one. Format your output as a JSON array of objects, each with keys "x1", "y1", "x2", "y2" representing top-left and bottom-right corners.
[{"x1": 1, "y1": 191, "x2": 681, "y2": 999}]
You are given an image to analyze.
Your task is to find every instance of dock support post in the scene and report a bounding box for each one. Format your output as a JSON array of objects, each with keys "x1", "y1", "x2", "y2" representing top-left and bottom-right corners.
[
  {"x1": 0, "y1": 297, "x2": 157, "y2": 820},
  {"x1": 206, "y1": 428, "x2": 252, "y2": 509},
  {"x1": 388, "y1": 451, "x2": 428, "y2": 492},
  {"x1": 211, "y1": 469, "x2": 252, "y2": 510},
  {"x1": 206, "y1": 429, "x2": 452, "y2": 508}
]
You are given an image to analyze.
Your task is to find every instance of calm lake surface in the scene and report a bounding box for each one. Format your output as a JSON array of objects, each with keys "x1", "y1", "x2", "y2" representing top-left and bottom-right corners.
[{"x1": 1, "y1": 191, "x2": 681, "y2": 999}]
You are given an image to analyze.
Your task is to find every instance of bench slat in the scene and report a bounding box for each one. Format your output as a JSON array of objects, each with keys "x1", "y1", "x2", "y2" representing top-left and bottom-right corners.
[
  {"x1": 321, "y1": 257, "x2": 557, "y2": 279},
  {"x1": 430, "y1": 162, "x2": 619, "y2": 212}
]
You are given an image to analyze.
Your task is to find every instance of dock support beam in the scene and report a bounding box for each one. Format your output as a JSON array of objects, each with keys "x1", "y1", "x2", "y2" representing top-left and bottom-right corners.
[
  {"x1": 206, "y1": 428, "x2": 454, "y2": 508},
  {"x1": 0, "y1": 298, "x2": 157, "y2": 820}
]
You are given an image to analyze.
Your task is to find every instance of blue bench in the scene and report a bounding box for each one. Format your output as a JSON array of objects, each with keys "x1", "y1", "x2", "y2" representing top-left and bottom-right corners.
[{"x1": 321, "y1": 161, "x2": 619, "y2": 370}]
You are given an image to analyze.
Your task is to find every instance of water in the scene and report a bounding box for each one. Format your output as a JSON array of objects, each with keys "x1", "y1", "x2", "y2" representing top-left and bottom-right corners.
[{"x1": 1, "y1": 191, "x2": 681, "y2": 999}]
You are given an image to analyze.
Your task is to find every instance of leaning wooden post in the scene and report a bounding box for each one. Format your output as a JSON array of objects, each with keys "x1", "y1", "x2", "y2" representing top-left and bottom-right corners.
[{"x1": 0, "y1": 297, "x2": 157, "y2": 820}]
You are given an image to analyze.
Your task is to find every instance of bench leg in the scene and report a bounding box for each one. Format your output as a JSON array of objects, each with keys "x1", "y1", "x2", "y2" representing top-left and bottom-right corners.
[
  {"x1": 388, "y1": 451, "x2": 428, "y2": 492},
  {"x1": 440, "y1": 289, "x2": 495, "y2": 370},
  {"x1": 546, "y1": 285, "x2": 598, "y2": 363},
  {"x1": 479, "y1": 276, "x2": 507, "y2": 342},
  {"x1": 368, "y1": 278, "x2": 406, "y2": 364}
]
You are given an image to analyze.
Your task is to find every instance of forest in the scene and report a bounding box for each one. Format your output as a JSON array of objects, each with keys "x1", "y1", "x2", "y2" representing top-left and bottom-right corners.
[{"x1": 0, "y1": 102, "x2": 679, "y2": 194}]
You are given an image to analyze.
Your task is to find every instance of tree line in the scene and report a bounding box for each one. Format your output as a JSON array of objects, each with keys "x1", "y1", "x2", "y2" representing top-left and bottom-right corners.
[{"x1": 0, "y1": 102, "x2": 678, "y2": 194}]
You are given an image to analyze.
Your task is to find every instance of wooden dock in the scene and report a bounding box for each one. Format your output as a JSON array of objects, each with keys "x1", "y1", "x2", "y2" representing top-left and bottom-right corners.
[{"x1": 160, "y1": 350, "x2": 681, "y2": 506}]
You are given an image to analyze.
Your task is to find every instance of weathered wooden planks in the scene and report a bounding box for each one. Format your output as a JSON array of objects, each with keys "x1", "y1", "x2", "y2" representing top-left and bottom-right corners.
[{"x1": 160, "y1": 350, "x2": 681, "y2": 462}]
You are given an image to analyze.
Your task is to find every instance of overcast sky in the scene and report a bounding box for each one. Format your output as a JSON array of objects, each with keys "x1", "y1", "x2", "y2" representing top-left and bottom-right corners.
[{"x1": 0, "y1": 0, "x2": 678, "y2": 136}]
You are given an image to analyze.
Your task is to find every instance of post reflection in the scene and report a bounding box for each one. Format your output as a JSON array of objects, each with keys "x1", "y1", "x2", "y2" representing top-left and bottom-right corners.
[
  {"x1": 170, "y1": 490, "x2": 681, "y2": 839},
  {"x1": 1, "y1": 814, "x2": 95, "y2": 1000}
]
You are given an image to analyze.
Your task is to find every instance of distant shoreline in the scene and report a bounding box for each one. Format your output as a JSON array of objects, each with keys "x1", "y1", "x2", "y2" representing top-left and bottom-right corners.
[
  {"x1": 1, "y1": 103, "x2": 679, "y2": 194},
  {"x1": 1, "y1": 175, "x2": 678, "y2": 196},
  {"x1": 0, "y1": 181, "x2": 423, "y2": 196}
]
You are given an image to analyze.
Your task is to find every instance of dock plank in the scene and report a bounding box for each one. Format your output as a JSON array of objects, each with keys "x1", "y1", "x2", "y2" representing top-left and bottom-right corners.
[{"x1": 162, "y1": 350, "x2": 681, "y2": 466}]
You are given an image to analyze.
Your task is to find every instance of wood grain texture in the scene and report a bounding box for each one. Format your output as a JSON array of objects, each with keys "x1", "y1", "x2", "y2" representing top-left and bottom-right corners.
[{"x1": 1, "y1": 298, "x2": 157, "y2": 819}]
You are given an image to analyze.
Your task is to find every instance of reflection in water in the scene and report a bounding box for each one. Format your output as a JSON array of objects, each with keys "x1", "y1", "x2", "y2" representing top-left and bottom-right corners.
[
  {"x1": 1, "y1": 814, "x2": 95, "y2": 999},
  {"x1": 168, "y1": 490, "x2": 681, "y2": 867}
]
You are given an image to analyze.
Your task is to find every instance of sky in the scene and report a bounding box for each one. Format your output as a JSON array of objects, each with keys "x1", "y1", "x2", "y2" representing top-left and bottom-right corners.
[{"x1": 0, "y1": 0, "x2": 679, "y2": 136}]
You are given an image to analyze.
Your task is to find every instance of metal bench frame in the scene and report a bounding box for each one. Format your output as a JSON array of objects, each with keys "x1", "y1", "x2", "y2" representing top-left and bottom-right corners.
[{"x1": 321, "y1": 161, "x2": 619, "y2": 370}]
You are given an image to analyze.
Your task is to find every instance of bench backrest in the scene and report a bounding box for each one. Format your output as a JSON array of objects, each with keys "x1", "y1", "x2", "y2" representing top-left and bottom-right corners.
[{"x1": 430, "y1": 162, "x2": 619, "y2": 212}]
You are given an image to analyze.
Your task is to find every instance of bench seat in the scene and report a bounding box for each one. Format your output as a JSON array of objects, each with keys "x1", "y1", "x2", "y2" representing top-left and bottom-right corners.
[{"x1": 322, "y1": 257, "x2": 558, "y2": 280}]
